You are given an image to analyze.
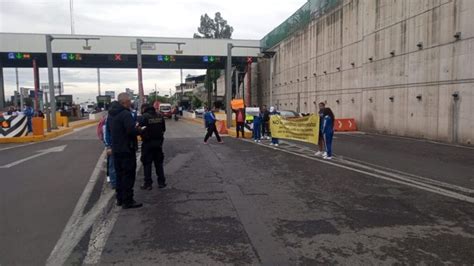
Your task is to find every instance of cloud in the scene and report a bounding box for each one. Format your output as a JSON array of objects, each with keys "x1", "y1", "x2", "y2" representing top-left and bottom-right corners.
[{"x1": 0, "y1": 0, "x2": 306, "y2": 99}]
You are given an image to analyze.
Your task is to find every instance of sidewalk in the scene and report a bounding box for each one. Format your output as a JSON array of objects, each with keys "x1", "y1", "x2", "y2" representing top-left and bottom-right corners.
[{"x1": 0, "y1": 119, "x2": 98, "y2": 144}]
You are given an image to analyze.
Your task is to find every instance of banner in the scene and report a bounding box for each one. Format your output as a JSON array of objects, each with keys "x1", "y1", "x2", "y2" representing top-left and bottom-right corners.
[
  {"x1": 245, "y1": 107, "x2": 260, "y2": 117},
  {"x1": 270, "y1": 114, "x2": 319, "y2": 144},
  {"x1": 231, "y1": 99, "x2": 244, "y2": 110}
]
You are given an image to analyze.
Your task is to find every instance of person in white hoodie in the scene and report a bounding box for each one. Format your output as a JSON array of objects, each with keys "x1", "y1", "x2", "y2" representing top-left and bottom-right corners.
[{"x1": 268, "y1": 106, "x2": 280, "y2": 147}]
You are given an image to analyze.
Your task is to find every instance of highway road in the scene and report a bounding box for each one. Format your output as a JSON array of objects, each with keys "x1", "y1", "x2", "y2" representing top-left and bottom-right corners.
[{"x1": 1, "y1": 121, "x2": 473, "y2": 265}]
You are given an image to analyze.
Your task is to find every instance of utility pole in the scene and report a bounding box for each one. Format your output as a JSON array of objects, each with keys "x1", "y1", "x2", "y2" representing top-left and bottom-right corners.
[
  {"x1": 70, "y1": 0, "x2": 75, "y2": 34},
  {"x1": 15, "y1": 68, "x2": 24, "y2": 110},
  {"x1": 97, "y1": 68, "x2": 101, "y2": 96},
  {"x1": 57, "y1": 67, "x2": 62, "y2": 96}
]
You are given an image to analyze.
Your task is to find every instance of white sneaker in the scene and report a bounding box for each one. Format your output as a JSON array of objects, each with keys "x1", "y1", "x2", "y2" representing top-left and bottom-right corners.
[
  {"x1": 269, "y1": 143, "x2": 274, "y2": 146},
  {"x1": 257, "y1": 140, "x2": 261, "y2": 143},
  {"x1": 324, "y1": 156, "x2": 332, "y2": 160},
  {"x1": 315, "y1": 151, "x2": 323, "y2": 156},
  {"x1": 274, "y1": 144, "x2": 279, "y2": 147},
  {"x1": 254, "y1": 139, "x2": 258, "y2": 143},
  {"x1": 323, "y1": 152, "x2": 328, "y2": 157},
  {"x1": 106, "y1": 176, "x2": 111, "y2": 183}
]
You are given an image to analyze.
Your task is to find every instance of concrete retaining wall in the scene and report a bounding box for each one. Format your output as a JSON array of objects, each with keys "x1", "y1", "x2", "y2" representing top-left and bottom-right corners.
[{"x1": 258, "y1": 0, "x2": 474, "y2": 145}]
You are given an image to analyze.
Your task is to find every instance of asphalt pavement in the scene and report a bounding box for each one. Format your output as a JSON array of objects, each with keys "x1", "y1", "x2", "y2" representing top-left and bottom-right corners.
[
  {"x1": 0, "y1": 125, "x2": 104, "y2": 265},
  {"x1": 1, "y1": 120, "x2": 473, "y2": 265}
]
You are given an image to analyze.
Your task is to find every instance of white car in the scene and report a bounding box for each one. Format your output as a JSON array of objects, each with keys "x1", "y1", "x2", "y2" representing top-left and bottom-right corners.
[{"x1": 194, "y1": 107, "x2": 205, "y2": 117}]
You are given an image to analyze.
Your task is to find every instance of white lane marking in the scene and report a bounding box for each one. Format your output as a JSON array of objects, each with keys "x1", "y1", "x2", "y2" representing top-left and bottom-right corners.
[
  {"x1": 338, "y1": 157, "x2": 474, "y2": 195},
  {"x1": 82, "y1": 152, "x2": 142, "y2": 265},
  {"x1": 244, "y1": 140, "x2": 474, "y2": 204},
  {"x1": 0, "y1": 145, "x2": 67, "y2": 169},
  {"x1": 0, "y1": 123, "x2": 96, "y2": 152},
  {"x1": 46, "y1": 150, "x2": 107, "y2": 266}
]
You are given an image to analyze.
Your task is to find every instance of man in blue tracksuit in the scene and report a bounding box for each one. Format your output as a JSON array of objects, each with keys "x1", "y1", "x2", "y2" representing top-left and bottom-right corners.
[
  {"x1": 204, "y1": 107, "x2": 222, "y2": 144},
  {"x1": 253, "y1": 109, "x2": 262, "y2": 143},
  {"x1": 24, "y1": 104, "x2": 34, "y2": 133},
  {"x1": 103, "y1": 115, "x2": 117, "y2": 189},
  {"x1": 322, "y1": 107, "x2": 335, "y2": 160}
]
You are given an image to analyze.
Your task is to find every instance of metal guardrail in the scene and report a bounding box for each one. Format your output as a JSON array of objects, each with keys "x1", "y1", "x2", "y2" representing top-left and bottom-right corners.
[{"x1": 260, "y1": 0, "x2": 341, "y2": 49}]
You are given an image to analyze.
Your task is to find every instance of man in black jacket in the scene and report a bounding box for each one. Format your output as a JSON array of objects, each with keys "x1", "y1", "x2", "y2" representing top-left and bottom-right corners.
[
  {"x1": 139, "y1": 104, "x2": 167, "y2": 190},
  {"x1": 107, "y1": 93, "x2": 142, "y2": 209}
]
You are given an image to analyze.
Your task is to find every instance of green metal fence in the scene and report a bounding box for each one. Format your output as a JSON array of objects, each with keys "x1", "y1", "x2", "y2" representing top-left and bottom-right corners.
[{"x1": 260, "y1": 0, "x2": 341, "y2": 49}]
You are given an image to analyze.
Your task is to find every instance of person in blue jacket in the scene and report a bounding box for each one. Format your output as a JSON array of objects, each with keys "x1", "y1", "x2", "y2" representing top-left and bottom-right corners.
[
  {"x1": 103, "y1": 115, "x2": 117, "y2": 189},
  {"x1": 23, "y1": 104, "x2": 34, "y2": 133},
  {"x1": 253, "y1": 108, "x2": 263, "y2": 143},
  {"x1": 322, "y1": 107, "x2": 335, "y2": 160},
  {"x1": 203, "y1": 107, "x2": 223, "y2": 144},
  {"x1": 268, "y1": 106, "x2": 280, "y2": 146}
]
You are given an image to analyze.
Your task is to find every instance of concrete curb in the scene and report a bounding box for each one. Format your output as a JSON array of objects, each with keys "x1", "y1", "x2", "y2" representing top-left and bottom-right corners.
[{"x1": 0, "y1": 120, "x2": 98, "y2": 144}]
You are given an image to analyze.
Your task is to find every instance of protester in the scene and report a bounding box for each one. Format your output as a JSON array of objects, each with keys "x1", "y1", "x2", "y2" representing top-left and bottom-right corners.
[
  {"x1": 235, "y1": 108, "x2": 245, "y2": 138},
  {"x1": 315, "y1": 102, "x2": 326, "y2": 156},
  {"x1": 204, "y1": 106, "x2": 223, "y2": 144},
  {"x1": 23, "y1": 104, "x2": 34, "y2": 133},
  {"x1": 253, "y1": 108, "x2": 263, "y2": 143},
  {"x1": 102, "y1": 115, "x2": 117, "y2": 189},
  {"x1": 139, "y1": 104, "x2": 167, "y2": 190},
  {"x1": 269, "y1": 106, "x2": 279, "y2": 146},
  {"x1": 6, "y1": 106, "x2": 16, "y2": 115},
  {"x1": 36, "y1": 110, "x2": 45, "y2": 118},
  {"x1": 322, "y1": 107, "x2": 335, "y2": 160},
  {"x1": 262, "y1": 105, "x2": 270, "y2": 140},
  {"x1": 107, "y1": 93, "x2": 142, "y2": 209}
]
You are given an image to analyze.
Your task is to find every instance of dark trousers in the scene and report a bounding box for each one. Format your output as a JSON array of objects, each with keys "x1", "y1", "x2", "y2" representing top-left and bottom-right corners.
[
  {"x1": 324, "y1": 131, "x2": 334, "y2": 157},
  {"x1": 204, "y1": 123, "x2": 222, "y2": 142},
  {"x1": 141, "y1": 143, "x2": 166, "y2": 186},
  {"x1": 262, "y1": 121, "x2": 269, "y2": 137},
  {"x1": 114, "y1": 152, "x2": 137, "y2": 205},
  {"x1": 236, "y1": 122, "x2": 245, "y2": 138}
]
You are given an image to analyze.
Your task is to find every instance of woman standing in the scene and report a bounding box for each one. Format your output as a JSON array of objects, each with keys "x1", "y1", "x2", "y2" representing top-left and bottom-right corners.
[
  {"x1": 322, "y1": 108, "x2": 335, "y2": 160},
  {"x1": 269, "y1": 106, "x2": 280, "y2": 147}
]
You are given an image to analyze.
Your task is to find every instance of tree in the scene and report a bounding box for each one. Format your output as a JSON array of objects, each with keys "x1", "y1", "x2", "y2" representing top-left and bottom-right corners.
[
  {"x1": 194, "y1": 12, "x2": 233, "y2": 108},
  {"x1": 193, "y1": 12, "x2": 234, "y2": 39}
]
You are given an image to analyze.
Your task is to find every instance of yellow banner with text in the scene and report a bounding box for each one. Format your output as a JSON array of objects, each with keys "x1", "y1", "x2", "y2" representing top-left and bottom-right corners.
[{"x1": 270, "y1": 114, "x2": 319, "y2": 144}]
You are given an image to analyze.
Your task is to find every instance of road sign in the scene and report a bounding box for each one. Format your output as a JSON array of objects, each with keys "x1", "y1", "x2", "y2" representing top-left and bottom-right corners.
[
  {"x1": 41, "y1": 82, "x2": 64, "y2": 95},
  {"x1": 105, "y1": 91, "x2": 115, "y2": 99},
  {"x1": 131, "y1": 42, "x2": 156, "y2": 50}
]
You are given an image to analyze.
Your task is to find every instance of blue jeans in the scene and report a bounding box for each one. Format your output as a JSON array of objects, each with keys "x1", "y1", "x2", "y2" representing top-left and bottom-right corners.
[
  {"x1": 271, "y1": 138, "x2": 279, "y2": 144},
  {"x1": 253, "y1": 123, "x2": 261, "y2": 140},
  {"x1": 108, "y1": 155, "x2": 117, "y2": 187},
  {"x1": 324, "y1": 131, "x2": 334, "y2": 157}
]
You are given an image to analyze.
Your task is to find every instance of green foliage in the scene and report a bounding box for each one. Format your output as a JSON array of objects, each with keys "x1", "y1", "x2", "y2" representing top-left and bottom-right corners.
[
  {"x1": 192, "y1": 95, "x2": 203, "y2": 109},
  {"x1": 193, "y1": 12, "x2": 233, "y2": 39},
  {"x1": 194, "y1": 12, "x2": 233, "y2": 107},
  {"x1": 147, "y1": 92, "x2": 171, "y2": 104}
]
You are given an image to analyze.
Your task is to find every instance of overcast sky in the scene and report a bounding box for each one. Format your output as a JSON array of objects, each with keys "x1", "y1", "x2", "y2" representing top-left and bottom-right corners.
[{"x1": 0, "y1": 0, "x2": 306, "y2": 103}]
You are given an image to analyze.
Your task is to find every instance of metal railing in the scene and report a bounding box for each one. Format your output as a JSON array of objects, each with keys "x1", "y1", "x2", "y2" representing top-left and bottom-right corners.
[{"x1": 260, "y1": 0, "x2": 341, "y2": 49}]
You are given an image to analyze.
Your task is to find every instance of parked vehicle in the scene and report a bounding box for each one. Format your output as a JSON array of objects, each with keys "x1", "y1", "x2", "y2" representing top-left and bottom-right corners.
[
  {"x1": 279, "y1": 110, "x2": 301, "y2": 118},
  {"x1": 159, "y1": 103, "x2": 172, "y2": 119},
  {"x1": 194, "y1": 107, "x2": 205, "y2": 117}
]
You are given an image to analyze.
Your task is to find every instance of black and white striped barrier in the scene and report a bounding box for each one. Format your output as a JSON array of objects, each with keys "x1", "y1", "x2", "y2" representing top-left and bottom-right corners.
[{"x1": 0, "y1": 114, "x2": 28, "y2": 138}]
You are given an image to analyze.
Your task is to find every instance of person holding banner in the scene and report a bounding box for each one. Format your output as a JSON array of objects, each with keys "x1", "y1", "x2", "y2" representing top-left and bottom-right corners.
[
  {"x1": 252, "y1": 108, "x2": 263, "y2": 143},
  {"x1": 315, "y1": 102, "x2": 326, "y2": 157},
  {"x1": 269, "y1": 106, "x2": 279, "y2": 146},
  {"x1": 322, "y1": 107, "x2": 335, "y2": 160},
  {"x1": 235, "y1": 108, "x2": 245, "y2": 138}
]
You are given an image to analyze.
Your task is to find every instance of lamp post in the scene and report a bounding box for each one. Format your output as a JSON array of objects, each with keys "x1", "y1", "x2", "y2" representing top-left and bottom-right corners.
[
  {"x1": 136, "y1": 39, "x2": 185, "y2": 111},
  {"x1": 225, "y1": 44, "x2": 262, "y2": 128},
  {"x1": 45, "y1": 35, "x2": 99, "y2": 131}
]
